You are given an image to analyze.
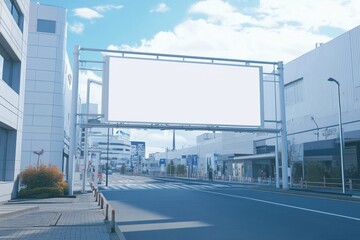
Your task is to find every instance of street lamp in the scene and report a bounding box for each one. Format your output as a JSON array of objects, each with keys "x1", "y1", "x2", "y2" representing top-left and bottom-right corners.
[
  {"x1": 328, "y1": 77, "x2": 345, "y2": 194},
  {"x1": 33, "y1": 149, "x2": 44, "y2": 169},
  {"x1": 311, "y1": 116, "x2": 320, "y2": 141}
]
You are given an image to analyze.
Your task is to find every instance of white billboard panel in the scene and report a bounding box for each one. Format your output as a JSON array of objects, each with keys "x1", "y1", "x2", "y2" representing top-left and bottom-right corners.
[{"x1": 103, "y1": 56, "x2": 263, "y2": 127}]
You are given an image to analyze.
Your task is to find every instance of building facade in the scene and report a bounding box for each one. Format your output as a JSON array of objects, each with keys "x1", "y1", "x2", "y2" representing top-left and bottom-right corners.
[
  {"x1": 0, "y1": 0, "x2": 30, "y2": 201},
  {"x1": 21, "y1": 2, "x2": 72, "y2": 175},
  {"x1": 283, "y1": 25, "x2": 360, "y2": 180},
  {"x1": 153, "y1": 25, "x2": 360, "y2": 183}
]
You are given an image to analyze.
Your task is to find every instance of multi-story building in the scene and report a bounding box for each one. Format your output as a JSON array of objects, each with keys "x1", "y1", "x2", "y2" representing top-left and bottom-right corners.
[
  {"x1": 0, "y1": 0, "x2": 30, "y2": 201},
  {"x1": 80, "y1": 103, "x2": 131, "y2": 172},
  {"x1": 21, "y1": 2, "x2": 72, "y2": 177},
  {"x1": 153, "y1": 25, "x2": 360, "y2": 183}
]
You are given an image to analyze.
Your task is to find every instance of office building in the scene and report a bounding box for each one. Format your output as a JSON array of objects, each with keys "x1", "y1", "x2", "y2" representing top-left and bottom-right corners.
[
  {"x1": 0, "y1": 0, "x2": 30, "y2": 201},
  {"x1": 21, "y1": 2, "x2": 72, "y2": 177}
]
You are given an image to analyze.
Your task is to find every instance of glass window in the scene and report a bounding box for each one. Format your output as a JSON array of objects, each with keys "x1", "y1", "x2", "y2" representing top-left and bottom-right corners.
[
  {"x1": 0, "y1": 44, "x2": 21, "y2": 93},
  {"x1": 37, "y1": 19, "x2": 56, "y2": 33},
  {"x1": 3, "y1": 0, "x2": 23, "y2": 31},
  {"x1": 0, "y1": 127, "x2": 8, "y2": 181},
  {"x1": 4, "y1": 0, "x2": 12, "y2": 11}
]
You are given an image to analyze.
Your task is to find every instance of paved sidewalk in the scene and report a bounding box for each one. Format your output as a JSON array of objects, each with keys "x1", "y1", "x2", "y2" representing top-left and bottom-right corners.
[{"x1": 0, "y1": 193, "x2": 119, "y2": 240}]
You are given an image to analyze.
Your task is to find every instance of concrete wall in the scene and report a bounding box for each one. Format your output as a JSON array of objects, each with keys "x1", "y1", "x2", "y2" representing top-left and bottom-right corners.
[
  {"x1": 21, "y1": 2, "x2": 70, "y2": 172},
  {"x1": 0, "y1": 0, "x2": 30, "y2": 202}
]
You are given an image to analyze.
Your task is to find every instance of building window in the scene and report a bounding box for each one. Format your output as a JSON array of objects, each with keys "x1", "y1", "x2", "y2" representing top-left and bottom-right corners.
[
  {"x1": 37, "y1": 19, "x2": 56, "y2": 33},
  {"x1": 0, "y1": 44, "x2": 21, "y2": 93},
  {"x1": 0, "y1": 127, "x2": 9, "y2": 181},
  {"x1": 285, "y1": 78, "x2": 303, "y2": 106},
  {"x1": 4, "y1": 0, "x2": 24, "y2": 31}
]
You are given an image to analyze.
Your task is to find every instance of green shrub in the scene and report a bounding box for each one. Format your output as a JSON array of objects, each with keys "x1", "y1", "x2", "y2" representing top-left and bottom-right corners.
[
  {"x1": 20, "y1": 165, "x2": 64, "y2": 189},
  {"x1": 18, "y1": 186, "x2": 64, "y2": 198}
]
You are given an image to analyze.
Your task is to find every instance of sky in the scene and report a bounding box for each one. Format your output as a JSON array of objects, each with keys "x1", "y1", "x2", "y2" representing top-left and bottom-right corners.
[{"x1": 32, "y1": 0, "x2": 360, "y2": 156}]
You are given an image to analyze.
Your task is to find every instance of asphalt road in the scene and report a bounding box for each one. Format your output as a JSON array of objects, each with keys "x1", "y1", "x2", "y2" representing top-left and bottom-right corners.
[{"x1": 101, "y1": 175, "x2": 360, "y2": 240}]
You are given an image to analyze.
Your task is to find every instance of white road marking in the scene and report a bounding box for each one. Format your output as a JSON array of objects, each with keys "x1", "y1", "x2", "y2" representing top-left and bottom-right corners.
[
  {"x1": 120, "y1": 221, "x2": 210, "y2": 232},
  {"x1": 198, "y1": 189, "x2": 360, "y2": 221}
]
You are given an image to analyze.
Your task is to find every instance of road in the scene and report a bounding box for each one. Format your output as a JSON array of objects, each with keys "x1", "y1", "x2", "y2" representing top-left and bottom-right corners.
[{"x1": 100, "y1": 174, "x2": 360, "y2": 240}]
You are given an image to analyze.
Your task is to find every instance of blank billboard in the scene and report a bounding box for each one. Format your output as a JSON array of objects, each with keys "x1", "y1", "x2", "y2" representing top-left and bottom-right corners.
[{"x1": 103, "y1": 56, "x2": 263, "y2": 127}]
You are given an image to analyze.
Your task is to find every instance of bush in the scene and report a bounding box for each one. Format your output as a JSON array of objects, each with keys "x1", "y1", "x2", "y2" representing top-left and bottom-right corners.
[
  {"x1": 58, "y1": 181, "x2": 69, "y2": 195},
  {"x1": 20, "y1": 164, "x2": 64, "y2": 189},
  {"x1": 18, "y1": 186, "x2": 64, "y2": 198}
]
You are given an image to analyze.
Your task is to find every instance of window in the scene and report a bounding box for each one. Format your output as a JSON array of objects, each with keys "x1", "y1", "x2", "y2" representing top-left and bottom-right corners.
[
  {"x1": 0, "y1": 127, "x2": 9, "y2": 181},
  {"x1": 0, "y1": 44, "x2": 21, "y2": 93},
  {"x1": 4, "y1": 0, "x2": 24, "y2": 31},
  {"x1": 285, "y1": 78, "x2": 303, "y2": 106},
  {"x1": 37, "y1": 19, "x2": 56, "y2": 33}
]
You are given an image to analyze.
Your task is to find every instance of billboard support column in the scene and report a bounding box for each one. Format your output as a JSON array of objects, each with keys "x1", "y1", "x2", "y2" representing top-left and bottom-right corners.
[
  {"x1": 278, "y1": 62, "x2": 289, "y2": 189},
  {"x1": 69, "y1": 45, "x2": 80, "y2": 195}
]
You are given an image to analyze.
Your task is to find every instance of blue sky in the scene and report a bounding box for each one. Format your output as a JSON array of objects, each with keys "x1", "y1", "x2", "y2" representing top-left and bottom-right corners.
[
  {"x1": 33, "y1": 0, "x2": 360, "y2": 62},
  {"x1": 31, "y1": 0, "x2": 360, "y2": 154}
]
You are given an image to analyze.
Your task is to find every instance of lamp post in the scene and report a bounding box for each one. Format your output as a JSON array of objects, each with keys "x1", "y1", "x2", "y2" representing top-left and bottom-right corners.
[
  {"x1": 328, "y1": 77, "x2": 345, "y2": 194},
  {"x1": 311, "y1": 116, "x2": 320, "y2": 141}
]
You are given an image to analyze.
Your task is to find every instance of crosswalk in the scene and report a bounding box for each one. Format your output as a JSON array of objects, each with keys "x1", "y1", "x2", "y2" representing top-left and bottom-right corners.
[{"x1": 98, "y1": 176, "x2": 230, "y2": 191}]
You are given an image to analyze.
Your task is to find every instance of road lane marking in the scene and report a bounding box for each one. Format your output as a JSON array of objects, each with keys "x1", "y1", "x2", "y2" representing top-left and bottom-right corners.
[
  {"x1": 198, "y1": 190, "x2": 360, "y2": 221},
  {"x1": 120, "y1": 221, "x2": 210, "y2": 232}
]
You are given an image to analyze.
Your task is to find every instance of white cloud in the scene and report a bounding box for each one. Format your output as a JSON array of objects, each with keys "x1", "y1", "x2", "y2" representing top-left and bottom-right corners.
[
  {"x1": 110, "y1": 0, "x2": 360, "y2": 62},
  {"x1": 151, "y1": 3, "x2": 170, "y2": 13},
  {"x1": 69, "y1": 22, "x2": 84, "y2": 34},
  {"x1": 73, "y1": 8, "x2": 103, "y2": 20},
  {"x1": 94, "y1": 4, "x2": 123, "y2": 12}
]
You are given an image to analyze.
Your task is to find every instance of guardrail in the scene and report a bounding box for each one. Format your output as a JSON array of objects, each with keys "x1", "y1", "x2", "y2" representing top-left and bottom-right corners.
[{"x1": 297, "y1": 177, "x2": 360, "y2": 192}]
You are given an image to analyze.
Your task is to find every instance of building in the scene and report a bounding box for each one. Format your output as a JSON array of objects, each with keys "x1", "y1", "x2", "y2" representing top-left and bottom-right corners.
[
  {"x1": 0, "y1": 0, "x2": 30, "y2": 201},
  {"x1": 152, "y1": 25, "x2": 360, "y2": 183},
  {"x1": 283, "y1": 25, "x2": 360, "y2": 180},
  {"x1": 21, "y1": 2, "x2": 72, "y2": 177},
  {"x1": 80, "y1": 102, "x2": 131, "y2": 173},
  {"x1": 88, "y1": 128, "x2": 131, "y2": 172}
]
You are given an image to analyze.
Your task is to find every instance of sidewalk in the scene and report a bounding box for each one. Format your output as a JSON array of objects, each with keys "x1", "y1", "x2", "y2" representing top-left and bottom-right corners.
[{"x1": 0, "y1": 183, "x2": 119, "y2": 240}]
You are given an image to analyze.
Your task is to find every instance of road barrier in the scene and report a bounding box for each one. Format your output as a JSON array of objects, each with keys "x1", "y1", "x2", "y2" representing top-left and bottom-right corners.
[
  {"x1": 111, "y1": 209, "x2": 116, "y2": 233},
  {"x1": 93, "y1": 187, "x2": 122, "y2": 237},
  {"x1": 105, "y1": 203, "x2": 109, "y2": 221}
]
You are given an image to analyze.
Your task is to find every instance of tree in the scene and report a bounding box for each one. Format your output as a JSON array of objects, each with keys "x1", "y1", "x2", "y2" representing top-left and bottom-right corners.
[
  {"x1": 176, "y1": 164, "x2": 186, "y2": 177},
  {"x1": 166, "y1": 160, "x2": 175, "y2": 176}
]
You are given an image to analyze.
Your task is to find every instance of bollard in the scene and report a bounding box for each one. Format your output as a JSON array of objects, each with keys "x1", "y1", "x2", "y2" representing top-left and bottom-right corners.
[
  {"x1": 111, "y1": 209, "x2": 116, "y2": 233},
  {"x1": 98, "y1": 195, "x2": 101, "y2": 206},
  {"x1": 93, "y1": 188, "x2": 96, "y2": 197},
  {"x1": 105, "y1": 203, "x2": 109, "y2": 221},
  {"x1": 95, "y1": 189, "x2": 98, "y2": 202},
  {"x1": 101, "y1": 195, "x2": 104, "y2": 209}
]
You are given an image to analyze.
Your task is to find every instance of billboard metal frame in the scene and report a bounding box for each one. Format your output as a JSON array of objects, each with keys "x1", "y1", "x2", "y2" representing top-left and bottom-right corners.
[{"x1": 67, "y1": 46, "x2": 289, "y2": 195}]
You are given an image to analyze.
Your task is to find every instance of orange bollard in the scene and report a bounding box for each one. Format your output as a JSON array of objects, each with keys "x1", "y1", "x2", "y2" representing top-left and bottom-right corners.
[
  {"x1": 111, "y1": 209, "x2": 116, "y2": 233},
  {"x1": 105, "y1": 203, "x2": 109, "y2": 221}
]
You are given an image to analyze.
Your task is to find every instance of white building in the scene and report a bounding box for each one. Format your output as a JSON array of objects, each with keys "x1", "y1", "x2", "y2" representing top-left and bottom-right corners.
[
  {"x1": 283, "y1": 25, "x2": 360, "y2": 175},
  {"x1": 153, "y1": 25, "x2": 360, "y2": 182},
  {"x1": 0, "y1": 0, "x2": 30, "y2": 201},
  {"x1": 21, "y1": 2, "x2": 72, "y2": 176},
  {"x1": 80, "y1": 103, "x2": 131, "y2": 171}
]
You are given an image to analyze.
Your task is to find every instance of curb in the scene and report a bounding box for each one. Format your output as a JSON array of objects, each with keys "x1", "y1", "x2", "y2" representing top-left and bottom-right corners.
[
  {"x1": 0, "y1": 206, "x2": 39, "y2": 219},
  {"x1": 90, "y1": 182, "x2": 127, "y2": 240}
]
